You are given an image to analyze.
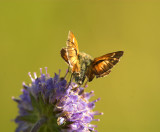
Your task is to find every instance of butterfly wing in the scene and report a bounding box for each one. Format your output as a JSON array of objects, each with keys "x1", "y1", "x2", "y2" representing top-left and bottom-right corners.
[
  {"x1": 60, "y1": 48, "x2": 69, "y2": 64},
  {"x1": 86, "y1": 51, "x2": 123, "y2": 81},
  {"x1": 66, "y1": 31, "x2": 80, "y2": 73}
]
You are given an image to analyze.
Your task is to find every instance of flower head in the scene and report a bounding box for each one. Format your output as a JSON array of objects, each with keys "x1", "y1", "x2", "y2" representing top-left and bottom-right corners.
[{"x1": 13, "y1": 68, "x2": 103, "y2": 132}]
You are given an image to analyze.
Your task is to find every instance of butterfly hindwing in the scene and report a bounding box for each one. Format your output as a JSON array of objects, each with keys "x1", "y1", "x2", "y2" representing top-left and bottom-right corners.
[{"x1": 60, "y1": 48, "x2": 69, "y2": 64}]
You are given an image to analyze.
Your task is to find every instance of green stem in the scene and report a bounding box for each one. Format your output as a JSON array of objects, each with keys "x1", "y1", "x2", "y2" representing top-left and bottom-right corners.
[{"x1": 30, "y1": 116, "x2": 47, "y2": 132}]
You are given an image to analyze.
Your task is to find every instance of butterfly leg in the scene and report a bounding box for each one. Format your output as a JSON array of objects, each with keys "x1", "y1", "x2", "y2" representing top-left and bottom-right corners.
[
  {"x1": 84, "y1": 78, "x2": 89, "y2": 88},
  {"x1": 64, "y1": 66, "x2": 70, "y2": 79},
  {"x1": 67, "y1": 72, "x2": 73, "y2": 88}
]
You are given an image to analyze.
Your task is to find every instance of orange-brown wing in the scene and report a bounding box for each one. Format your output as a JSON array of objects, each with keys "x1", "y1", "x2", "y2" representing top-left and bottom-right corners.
[
  {"x1": 87, "y1": 51, "x2": 123, "y2": 81},
  {"x1": 66, "y1": 31, "x2": 80, "y2": 73},
  {"x1": 60, "y1": 48, "x2": 69, "y2": 64}
]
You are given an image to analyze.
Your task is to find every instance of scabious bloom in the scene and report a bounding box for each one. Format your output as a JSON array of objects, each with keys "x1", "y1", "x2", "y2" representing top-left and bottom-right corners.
[{"x1": 13, "y1": 68, "x2": 103, "y2": 132}]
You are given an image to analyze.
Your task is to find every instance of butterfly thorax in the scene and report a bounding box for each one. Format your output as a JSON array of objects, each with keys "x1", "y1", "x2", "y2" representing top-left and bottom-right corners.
[
  {"x1": 74, "y1": 52, "x2": 93, "y2": 85},
  {"x1": 79, "y1": 52, "x2": 93, "y2": 63}
]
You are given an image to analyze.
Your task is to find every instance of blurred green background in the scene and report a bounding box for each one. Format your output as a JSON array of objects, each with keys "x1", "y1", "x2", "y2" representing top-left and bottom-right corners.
[{"x1": 0, "y1": 0, "x2": 160, "y2": 132}]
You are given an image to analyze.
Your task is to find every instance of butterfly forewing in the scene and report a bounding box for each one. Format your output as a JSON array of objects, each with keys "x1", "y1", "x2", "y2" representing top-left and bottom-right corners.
[
  {"x1": 87, "y1": 51, "x2": 123, "y2": 81},
  {"x1": 96, "y1": 70, "x2": 111, "y2": 78},
  {"x1": 66, "y1": 31, "x2": 80, "y2": 73},
  {"x1": 66, "y1": 31, "x2": 79, "y2": 54}
]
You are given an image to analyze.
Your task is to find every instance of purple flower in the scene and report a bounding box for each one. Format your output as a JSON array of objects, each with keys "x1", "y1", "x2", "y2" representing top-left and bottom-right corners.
[{"x1": 13, "y1": 68, "x2": 103, "y2": 132}]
